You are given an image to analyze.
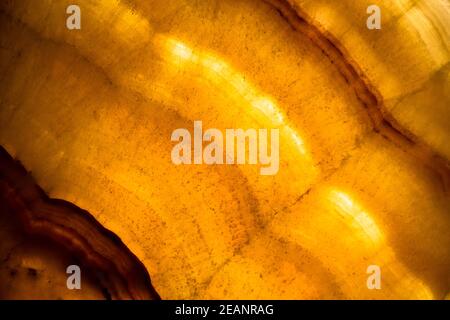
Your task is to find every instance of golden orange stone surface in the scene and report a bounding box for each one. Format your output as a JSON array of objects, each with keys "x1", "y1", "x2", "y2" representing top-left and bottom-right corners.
[{"x1": 0, "y1": 0, "x2": 449, "y2": 299}]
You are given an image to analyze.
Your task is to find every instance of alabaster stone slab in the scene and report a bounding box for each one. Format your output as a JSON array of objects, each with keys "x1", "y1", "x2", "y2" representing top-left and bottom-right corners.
[{"x1": 0, "y1": 0, "x2": 448, "y2": 299}]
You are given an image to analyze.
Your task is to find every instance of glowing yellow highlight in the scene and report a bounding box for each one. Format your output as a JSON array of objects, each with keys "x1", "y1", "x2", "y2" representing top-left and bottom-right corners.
[
  {"x1": 163, "y1": 37, "x2": 307, "y2": 156},
  {"x1": 172, "y1": 41, "x2": 194, "y2": 61},
  {"x1": 328, "y1": 189, "x2": 434, "y2": 299},
  {"x1": 329, "y1": 190, "x2": 383, "y2": 246},
  {"x1": 284, "y1": 126, "x2": 307, "y2": 155}
]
